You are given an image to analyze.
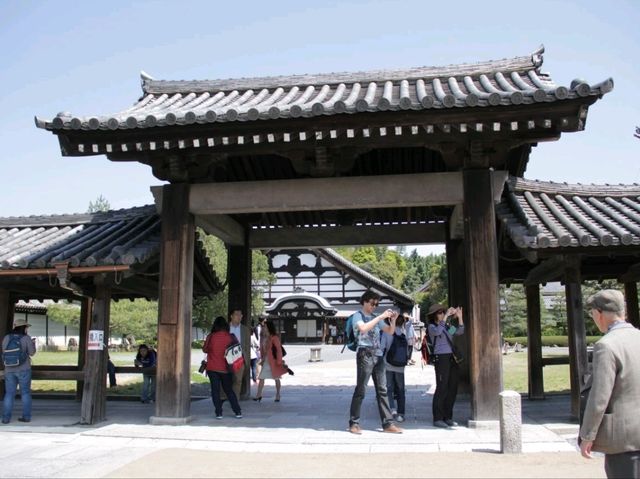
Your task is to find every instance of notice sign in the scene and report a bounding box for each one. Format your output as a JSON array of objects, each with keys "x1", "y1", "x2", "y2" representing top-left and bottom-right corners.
[{"x1": 88, "y1": 330, "x2": 104, "y2": 350}]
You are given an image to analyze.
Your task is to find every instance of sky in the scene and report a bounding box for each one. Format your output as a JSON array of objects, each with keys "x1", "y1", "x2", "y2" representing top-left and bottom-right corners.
[{"x1": 1, "y1": 0, "x2": 638, "y2": 256}]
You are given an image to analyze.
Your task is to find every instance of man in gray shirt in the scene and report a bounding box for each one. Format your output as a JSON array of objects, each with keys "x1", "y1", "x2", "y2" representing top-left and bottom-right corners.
[{"x1": 2, "y1": 317, "x2": 37, "y2": 424}]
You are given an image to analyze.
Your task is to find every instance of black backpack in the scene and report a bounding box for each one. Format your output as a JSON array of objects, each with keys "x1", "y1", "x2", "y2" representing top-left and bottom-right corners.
[
  {"x1": 386, "y1": 332, "x2": 409, "y2": 367},
  {"x1": 3, "y1": 334, "x2": 28, "y2": 367}
]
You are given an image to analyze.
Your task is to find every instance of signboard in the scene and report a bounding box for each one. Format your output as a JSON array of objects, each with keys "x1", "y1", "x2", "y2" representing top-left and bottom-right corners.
[{"x1": 88, "y1": 330, "x2": 104, "y2": 351}]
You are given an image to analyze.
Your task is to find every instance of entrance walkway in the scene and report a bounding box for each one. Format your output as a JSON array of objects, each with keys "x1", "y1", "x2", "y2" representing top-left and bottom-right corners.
[{"x1": 0, "y1": 345, "x2": 604, "y2": 478}]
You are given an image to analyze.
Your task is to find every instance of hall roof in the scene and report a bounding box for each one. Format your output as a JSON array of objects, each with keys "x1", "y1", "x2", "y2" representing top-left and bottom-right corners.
[
  {"x1": 497, "y1": 177, "x2": 640, "y2": 250},
  {"x1": 36, "y1": 46, "x2": 612, "y2": 132},
  {"x1": 0, "y1": 206, "x2": 222, "y2": 300}
]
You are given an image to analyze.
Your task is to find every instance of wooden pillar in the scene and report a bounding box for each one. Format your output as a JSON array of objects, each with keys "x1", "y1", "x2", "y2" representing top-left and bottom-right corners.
[
  {"x1": 0, "y1": 290, "x2": 15, "y2": 398},
  {"x1": 525, "y1": 284, "x2": 544, "y2": 400},
  {"x1": 75, "y1": 297, "x2": 93, "y2": 401},
  {"x1": 80, "y1": 281, "x2": 111, "y2": 424},
  {"x1": 463, "y1": 169, "x2": 502, "y2": 421},
  {"x1": 446, "y1": 237, "x2": 469, "y2": 392},
  {"x1": 228, "y1": 242, "x2": 252, "y2": 399},
  {"x1": 624, "y1": 282, "x2": 640, "y2": 328},
  {"x1": 154, "y1": 183, "x2": 195, "y2": 422},
  {"x1": 564, "y1": 258, "x2": 588, "y2": 419}
]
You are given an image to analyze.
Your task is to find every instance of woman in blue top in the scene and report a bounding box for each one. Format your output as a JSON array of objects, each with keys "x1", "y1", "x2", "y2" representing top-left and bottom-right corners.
[
  {"x1": 427, "y1": 303, "x2": 464, "y2": 428},
  {"x1": 134, "y1": 344, "x2": 157, "y2": 404}
]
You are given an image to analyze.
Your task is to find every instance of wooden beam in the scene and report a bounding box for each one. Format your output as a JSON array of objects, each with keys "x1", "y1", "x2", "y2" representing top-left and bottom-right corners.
[
  {"x1": 196, "y1": 215, "x2": 245, "y2": 246},
  {"x1": 525, "y1": 284, "x2": 544, "y2": 400},
  {"x1": 75, "y1": 297, "x2": 92, "y2": 401},
  {"x1": 179, "y1": 171, "x2": 508, "y2": 216},
  {"x1": 446, "y1": 237, "x2": 469, "y2": 392},
  {"x1": 564, "y1": 258, "x2": 588, "y2": 420},
  {"x1": 620, "y1": 263, "x2": 640, "y2": 283},
  {"x1": 463, "y1": 168, "x2": 502, "y2": 421},
  {"x1": 249, "y1": 223, "x2": 446, "y2": 249},
  {"x1": 449, "y1": 204, "x2": 464, "y2": 240},
  {"x1": 227, "y1": 243, "x2": 252, "y2": 400},
  {"x1": 80, "y1": 281, "x2": 110, "y2": 424},
  {"x1": 624, "y1": 282, "x2": 640, "y2": 329},
  {"x1": 0, "y1": 290, "x2": 14, "y2": 398},
  {"x1": 154, "y1": 183, "x2": 195, "y2": 421},
  {"x1": 524, "y1": 255, "x2": 567, "y2": 286}
]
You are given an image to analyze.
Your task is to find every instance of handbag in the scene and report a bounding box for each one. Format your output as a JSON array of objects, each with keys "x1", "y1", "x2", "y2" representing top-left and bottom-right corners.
[
  {"x1": 271, "y1": 343, "x2": 287, "y2": 359},
  {"x1": 442, "y1": 330, "x2": 464, "y2": 364},
  {"x1": 224, "y1": 338, "x2": 244, "y2": 373},
  {"x1": 198, "y1": 360, "x2": 207, "y2": 374}
]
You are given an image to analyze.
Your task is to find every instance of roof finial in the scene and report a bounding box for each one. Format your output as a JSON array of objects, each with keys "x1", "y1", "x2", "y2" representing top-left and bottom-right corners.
[
  {"x1": 532, "y1": 44, "x2": 545, "y2": 67},
  {"x1": 140, "y1": 70, "x2": 154, "y2": 81}
]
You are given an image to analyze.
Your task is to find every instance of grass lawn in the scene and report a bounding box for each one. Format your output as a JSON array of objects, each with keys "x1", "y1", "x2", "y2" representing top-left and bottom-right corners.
[
  {"x1": 30, "y1": 350, "x2": 208, "y2": 394},
  {"x1": 502, "y1": 352, "x2": 570, "y2": 394}
]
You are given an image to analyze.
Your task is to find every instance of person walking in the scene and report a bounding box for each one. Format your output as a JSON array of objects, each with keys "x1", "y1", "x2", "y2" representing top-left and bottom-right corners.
[
  {"x1": 134, "y1": 344, "x2": 157, "y2": 404},
  {"x1": 203, "y1": 316, "x2": 242, "y2": 419},
  {"x1": 227, "y1": 308, "x2": 251, "y2": 400},
  {"x1": 250, "y1": 326, "x2": 260, "y2": 384},
  {"x1": 381, "y1": 312, "x2": 409, "y2": 423},
  {"x1": 2, "y1": 318, "x2": 36, "y2": 424},
  {"x1": 427, "y1": 303, "x2": 464, "y2": 428},
  {"x1": 579, "y1": 289, "x2": 640, "y2": 478},
  {"x1": 348, "y1": 290, "x2": 403, "y2": 435},
  {"x1": 254, "y1": 320, "x2": 288, "y2": 402}
]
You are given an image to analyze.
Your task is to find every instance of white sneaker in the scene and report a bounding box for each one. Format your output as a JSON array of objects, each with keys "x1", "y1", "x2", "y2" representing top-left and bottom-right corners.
[
  {"x1": 215, "y1": 415, "x2": 223, "y2": 420},
  {"x1": 391, "y1": 410, "x2": 397, "y2": 417},
  {"x1": 396, "y1": 415, "x2": 405, "y2": 423}
]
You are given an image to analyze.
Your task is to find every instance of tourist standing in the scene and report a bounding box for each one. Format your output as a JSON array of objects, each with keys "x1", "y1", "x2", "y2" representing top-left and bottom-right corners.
[
  {"x1": 427, "y1": 303, "x2": 464, "y2": 428},
  {"x1": 254, "y1": 320, "x2": 287, "y2": 402},
  {"x1": 381, "y1": 313, "x2": 409, "y2": 422},
  {"x1": 250, "y1": 326, "x2": 260, "y2": 384},
  {"x1": 203, "y1": 316, "x2": 242, "y2": 419},
  {"x1": 2, "y1": 318, "x2": 36, "y2": 424},
  {"x1": 348, "y1": 290, "x2": 402, "y2": 435},
  {"x1": 580, "y1": 289, "x2": 640, "y2": 478},
  {"x1": 227, "y1": 308, "x2": 250, "y2": 399},
  {"x1": 134, "y1": 344, "x2": 156, "y2": 404}
]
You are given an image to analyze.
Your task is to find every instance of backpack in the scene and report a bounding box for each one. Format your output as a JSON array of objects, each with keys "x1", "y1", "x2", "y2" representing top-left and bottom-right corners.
[
  {"x1": 342, "y1": 311, "x2": 363, "y2": 352},
  {"x1": 3, "y1": 334, "x2": 28, "y2": 367},
  {"x1": 386, "y1": 332, "x2": 409, "y2": 367},
  {"x1": 420, "y1": 334, "x2": 435, "y2": 365}
]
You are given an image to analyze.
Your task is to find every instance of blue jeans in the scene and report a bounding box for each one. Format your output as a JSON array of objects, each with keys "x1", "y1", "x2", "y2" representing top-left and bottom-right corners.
[
  {"x1": 349, "y1": 349, "x2": 394, "y2": 428},
  {"x1": 3, "y1": 369, "x2": 32, "y2": 422},
  {"x1": 142, "y1": 374, "x2": 155, "y2": 402},
  {"x1": 207, "y1": 371, "x2": 241, "y2": 417},
  {"x1": 386, "y1": 370, "x2": 406, "y2": 415}
]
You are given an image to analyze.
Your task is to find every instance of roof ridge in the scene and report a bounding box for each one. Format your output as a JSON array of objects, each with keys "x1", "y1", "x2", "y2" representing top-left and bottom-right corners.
[
  {"x1": 141, "y1": 49, "x2": 542, "y2": 94},
  {"x1": 510, "y1": 177, "x2": 640, "y2": 196},
  {"x1": 0, "y1": 205, "x2": 157, "y2": 227}
]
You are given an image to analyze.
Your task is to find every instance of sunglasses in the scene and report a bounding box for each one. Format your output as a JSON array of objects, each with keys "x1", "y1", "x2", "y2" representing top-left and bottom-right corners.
[{"x1": 368, "y1": 301, "x2": 379, "y2": 307}]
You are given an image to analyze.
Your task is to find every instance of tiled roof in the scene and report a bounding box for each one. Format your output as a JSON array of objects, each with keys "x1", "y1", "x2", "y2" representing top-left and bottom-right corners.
[
  {"x1": 0, "y1": 206, "x2": 160, "y2": 269},
  {"x1": 497, "y1": 178, "x2": 640, "y2": 250},
  {"x1": 36, "y1": 46, "x2": 613, "y2": 132},
  {"x1": 319, "y1": 248, "x2": 414, "y2": 304}
]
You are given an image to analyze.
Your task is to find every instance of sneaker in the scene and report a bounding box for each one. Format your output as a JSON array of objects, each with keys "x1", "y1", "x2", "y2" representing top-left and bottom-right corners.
[
  {"x1": 17, "y1": 417, "x2": 30, "y2": 423},
  {"x1": 235, "y1": 414, "x2": 243, "y2": 419},
  {"x1": 215, "y1": 415, "x2": 223, "y2": 420},
  {"x1": 444, "y1": 419, "x2": 458, "y2": 427},
  {"x1": 383, "y1": 424, "x2": 403, "y2": 434},
  {"x1": 433, "y1": 420, "x2": 449, "y2": 428},
  {"x1": 348, "y1": 424, "x2": 362, "y2": 435},
  {"x1": 391, "y1": 409, "x2": 397, "y2": 417},
  {"x1": 1, "y1": 419, "x2": 9, "y2": 424},
  {"x1": 396, "y1": 415, "x2": 405, "y2": 423}
]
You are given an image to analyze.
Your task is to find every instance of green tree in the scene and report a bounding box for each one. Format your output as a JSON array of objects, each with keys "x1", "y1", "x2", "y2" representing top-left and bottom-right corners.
[
  {"x1": 87, "y1": 195, "x2": 111, "y2": 213},
  {"x1": 500, "y1": 285, "x2": 528, "y2": 336}
]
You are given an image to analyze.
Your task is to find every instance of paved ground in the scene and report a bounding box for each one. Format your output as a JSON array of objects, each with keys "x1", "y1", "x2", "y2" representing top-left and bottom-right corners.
[{"x1": 0, "y1": 345, "x2": 605, "y2": 478}]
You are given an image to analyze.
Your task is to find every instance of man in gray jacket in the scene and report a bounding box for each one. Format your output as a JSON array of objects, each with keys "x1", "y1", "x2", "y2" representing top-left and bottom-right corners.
[{"x1": 580, "y1": 289, "x2": 640, "y2": 478}]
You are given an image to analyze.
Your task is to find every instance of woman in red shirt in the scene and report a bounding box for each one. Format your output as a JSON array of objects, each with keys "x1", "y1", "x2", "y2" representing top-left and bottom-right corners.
[
  {"x1": 202, "y1": 316, "x2": 242, "y2": 419},
  {"x1": 254, "y1": 320, "x2": 288, "y2": 402}
]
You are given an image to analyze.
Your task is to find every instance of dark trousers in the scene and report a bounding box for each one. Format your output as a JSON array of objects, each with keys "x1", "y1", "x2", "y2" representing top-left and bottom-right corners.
[
  {"x1": 349, "y1": 349, "x2": 394, "y2": 428},
  {"x1": 386, "y1": 370, "x2": 406, "y2": 415},
  {"x1": 250, "y1": 358, "x2": 258, "y2": 382},
  {"x1": 207, "y1": 371, "x2": 241, "y2": 417},
  {"x1": 432, "y1": 353, "x2": 459, "y2": 422},
  {"x1": 605, "y1": 451, "x2": 640, "y2": 479},
  {"x1": 107, "y1": 360, "x2": 117, "y2": 387}
]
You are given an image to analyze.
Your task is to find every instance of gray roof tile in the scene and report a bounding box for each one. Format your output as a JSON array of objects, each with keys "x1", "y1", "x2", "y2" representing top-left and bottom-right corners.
[
  {"x1": 498, "y1": 178, "x2": 640, "y2": 250},
  {"x1": 36, "y1": 46, "x2": 613, "y2": 132}
]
